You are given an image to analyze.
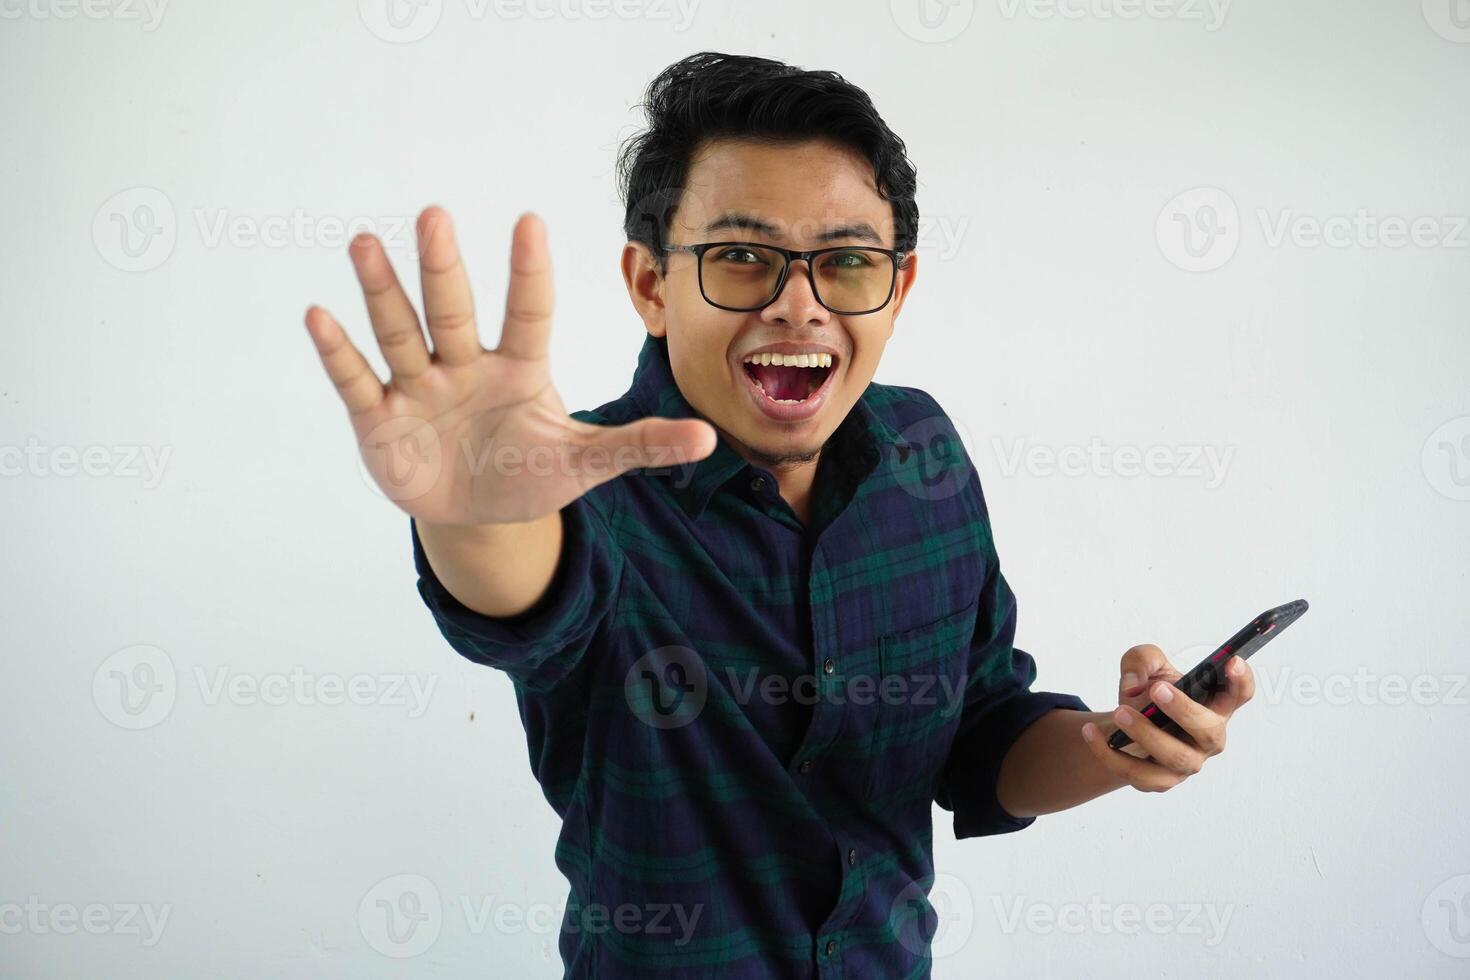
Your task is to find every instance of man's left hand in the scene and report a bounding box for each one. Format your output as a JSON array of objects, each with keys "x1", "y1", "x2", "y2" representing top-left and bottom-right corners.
[{"x1": 1079, "y1": 643, "x2": 1255, "y2": 792}]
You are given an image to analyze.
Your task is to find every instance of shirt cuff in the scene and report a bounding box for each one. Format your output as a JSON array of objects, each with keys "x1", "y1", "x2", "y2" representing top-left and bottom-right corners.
[
  {"x1": 943, "y1": 689, "x2": 1091, "y2": 839},
  {"x1": 409, "y1": 495, "x2": 621, "y2": 690}
]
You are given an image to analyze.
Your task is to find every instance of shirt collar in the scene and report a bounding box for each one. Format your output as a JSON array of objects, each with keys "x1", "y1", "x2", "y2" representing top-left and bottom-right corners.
[{"x1": 626, "y1": 333, "x2": 906, "y2": 519}]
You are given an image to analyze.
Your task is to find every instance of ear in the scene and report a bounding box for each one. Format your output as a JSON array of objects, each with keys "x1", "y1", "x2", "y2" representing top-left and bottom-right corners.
[
  {"x1": 887, "y1": 250, "x2": 919, "y2": 322},
  {"x1": 621, "y1": 241, "x2": 668, "y2": 339}
]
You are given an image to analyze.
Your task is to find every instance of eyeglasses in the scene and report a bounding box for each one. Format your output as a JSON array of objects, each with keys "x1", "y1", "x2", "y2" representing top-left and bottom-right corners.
[{"x1": 660, "y1": 241, "x2": 907, "y2": 315}]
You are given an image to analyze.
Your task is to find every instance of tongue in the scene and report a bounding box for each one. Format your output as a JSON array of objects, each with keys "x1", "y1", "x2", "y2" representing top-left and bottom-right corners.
[{"x1": 750, "y1": 364, "x2": 810, "y2": 401}]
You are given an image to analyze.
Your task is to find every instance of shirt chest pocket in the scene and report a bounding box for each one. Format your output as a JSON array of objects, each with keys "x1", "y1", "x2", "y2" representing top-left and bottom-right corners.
[{"x1": 862, "y1": 598, "x2": 977, "y2": 800}]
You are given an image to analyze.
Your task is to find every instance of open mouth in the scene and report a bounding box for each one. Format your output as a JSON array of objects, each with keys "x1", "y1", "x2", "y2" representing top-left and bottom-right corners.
[{"x1": 740, "y1": 352, "x2": 835, "y2": 405}]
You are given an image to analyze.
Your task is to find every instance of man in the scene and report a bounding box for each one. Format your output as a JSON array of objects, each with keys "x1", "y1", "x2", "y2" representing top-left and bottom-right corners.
[{"x1": 304, "y1": 51, "x2": 1256, "y2": 979}]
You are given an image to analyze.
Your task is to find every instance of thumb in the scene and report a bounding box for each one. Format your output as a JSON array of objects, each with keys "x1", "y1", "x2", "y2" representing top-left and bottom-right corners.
[
  {"x1": 1118, "y1": 643, "x2": 1178, "y2": 698},
  {"x1": 584, "y1": 416, "x2": 719, "y2": 483}
]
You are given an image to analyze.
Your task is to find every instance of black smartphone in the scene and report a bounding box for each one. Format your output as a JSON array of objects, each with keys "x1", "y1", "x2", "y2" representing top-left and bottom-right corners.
[{"x1": 1107, "y1": 599, "x2": 1309, "y2": 751}]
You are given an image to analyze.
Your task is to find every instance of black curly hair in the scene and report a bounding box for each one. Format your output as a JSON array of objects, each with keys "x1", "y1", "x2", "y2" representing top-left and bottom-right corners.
[{"x1": 616, "y1": 51, "x2": 919, "y2": 275}]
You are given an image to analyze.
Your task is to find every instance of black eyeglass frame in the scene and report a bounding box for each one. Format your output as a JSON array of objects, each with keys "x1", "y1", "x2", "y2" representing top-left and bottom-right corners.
[{"x1": 659, "y1": 240, "x2": 909, "y2": 316}]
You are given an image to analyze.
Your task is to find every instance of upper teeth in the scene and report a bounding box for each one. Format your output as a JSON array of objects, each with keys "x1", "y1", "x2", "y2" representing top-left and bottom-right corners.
[{"x1": 742, "y1": 352, "x2": 833, "y2": 368}]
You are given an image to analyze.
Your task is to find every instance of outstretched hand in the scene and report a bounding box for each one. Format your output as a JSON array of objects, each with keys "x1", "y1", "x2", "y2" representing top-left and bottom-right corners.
[{"x1": 303, "y1": 207, "x2": 716, "y2": 525}]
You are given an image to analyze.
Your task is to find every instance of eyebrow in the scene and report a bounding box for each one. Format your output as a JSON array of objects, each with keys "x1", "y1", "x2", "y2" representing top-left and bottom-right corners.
[{"x1": 703, "y1": 211, "x2": 886, "y2": 246}]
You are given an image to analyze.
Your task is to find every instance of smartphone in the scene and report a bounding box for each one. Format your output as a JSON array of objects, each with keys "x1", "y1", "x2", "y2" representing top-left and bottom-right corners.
[{"x1": 1107, "y1": 599, "x2": 1309, "y2": 751}]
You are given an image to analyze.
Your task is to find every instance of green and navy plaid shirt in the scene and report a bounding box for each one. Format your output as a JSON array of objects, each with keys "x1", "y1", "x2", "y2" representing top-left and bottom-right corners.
[{"x1": 410, "y1": 333, "x2": 1089, "y2": 978}]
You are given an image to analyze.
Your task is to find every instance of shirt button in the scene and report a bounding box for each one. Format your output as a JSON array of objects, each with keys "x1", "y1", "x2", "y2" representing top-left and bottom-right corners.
[
  {"x1": 822, "y1": 658, "x2": 835, "y2": 675},
  {"x1": 749, "y1": 475, "x2": 767, "y2": 494},
  {"x1": 825, "y1": 939, "x2": 838, "y2": 956},
  {"x1": 798, "y1": 759, "x2": 814, "y2": 773},
  {"x1": 847, "y1": 848, "x2": 857, "y2": 866}
]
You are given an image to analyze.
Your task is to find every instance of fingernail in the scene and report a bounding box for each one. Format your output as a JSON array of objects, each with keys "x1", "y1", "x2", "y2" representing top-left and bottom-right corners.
[
  {"x1": 1122, "y1": 672, "x2": 1140, "y2": 691},
  {"x1": 1154, "y1": 683, "x2": 1174, "y2": 703},
  {"x1": 1114, "y1": 707, "x2": 1132, "y2": 727},
  {"x1": 1082, "y1": 724, "x2": 1097, "y2": 742}
]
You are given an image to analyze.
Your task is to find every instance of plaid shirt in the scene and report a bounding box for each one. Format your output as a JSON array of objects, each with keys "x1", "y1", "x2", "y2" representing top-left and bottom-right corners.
[{"x1": 410, "y1": 333, "x2": 1089, "y2": 978}]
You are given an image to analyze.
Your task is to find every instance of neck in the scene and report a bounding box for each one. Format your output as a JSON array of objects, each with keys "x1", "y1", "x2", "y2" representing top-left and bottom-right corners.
[{"x1": 722, "y1": 428, "x2": 822, "y2": 525}]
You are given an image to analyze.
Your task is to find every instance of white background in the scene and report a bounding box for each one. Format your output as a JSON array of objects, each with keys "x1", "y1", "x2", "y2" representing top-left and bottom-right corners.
[{"x1": 2, "y1": 0, "x2": 1468, "y2": 976}]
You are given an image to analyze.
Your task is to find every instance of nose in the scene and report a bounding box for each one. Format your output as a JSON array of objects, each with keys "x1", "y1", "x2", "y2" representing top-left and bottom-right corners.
[{"x1": 760, "y1": 258, "x2": 830, "y2": 328}]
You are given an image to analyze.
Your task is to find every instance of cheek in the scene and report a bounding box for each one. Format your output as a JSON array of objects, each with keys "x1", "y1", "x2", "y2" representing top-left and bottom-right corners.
[
  {"x1": 668, "y1": 311, "x2": 742, "y2": 372},
  {"x1": 666, "y1": 273, "x2": 709, "y2": 317},
  {"x1": 844, "y1": 323, "x2": 892, "y2": 382},
  {"x1": 837, "y1": 348, "x2": 872, "y2": 389},
  {"x1": 667, "y1": 323, "x2": 738, "y2": 393}
]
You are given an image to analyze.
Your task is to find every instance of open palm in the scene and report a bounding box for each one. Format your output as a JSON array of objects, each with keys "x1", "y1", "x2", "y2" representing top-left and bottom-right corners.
[{"x1": 304, "y1": 207, "x2": 716, "y2": 526}]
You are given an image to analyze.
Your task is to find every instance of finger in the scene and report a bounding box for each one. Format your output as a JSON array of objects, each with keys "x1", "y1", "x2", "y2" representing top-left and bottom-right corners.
[
  {"x1": 1119, "y1": 644, "x2": 1177, "y2": 697},
  {"x1": 349, "y1": 232, "x2": 432, "y2": 381},
  {"x1": 1145, "y1": 678, "x2": 1228, "y2": 755},
  {"x1": 1206, "y1": 655, "x2": 1256, "y2": 718},
  {"x1": 498, "y1": 212, "x2": 554, "y2": 361},
  {"x1": 1082, "y1": 722, "x2": 1187, "y2": 792},
  {"x1": 1111, "y1": 703, "x2": 1211, "y2": 773},
  {"x1": 416, "y1": 206, "x2": 483, "y2": 367},
  {"x1": 572, "y1": 416, "x2": 718, "y2": 490},
  {"x1": 304, "y1": 306, "x2": 385, "y2": 416}
]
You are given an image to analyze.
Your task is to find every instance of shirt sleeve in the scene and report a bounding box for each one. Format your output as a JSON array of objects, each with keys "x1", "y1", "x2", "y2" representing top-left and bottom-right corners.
[
  {"x1": 409, "y1": 493, "x2": 624, "y2": 692},
  {"x1": 933, "y1": 479, "x2": 1090, "y2": 838}
]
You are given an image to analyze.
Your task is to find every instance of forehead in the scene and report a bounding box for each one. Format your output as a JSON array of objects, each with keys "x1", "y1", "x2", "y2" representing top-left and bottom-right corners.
[{"x1": 672, "y1": 138, "x2": 895, "y2": 246}]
